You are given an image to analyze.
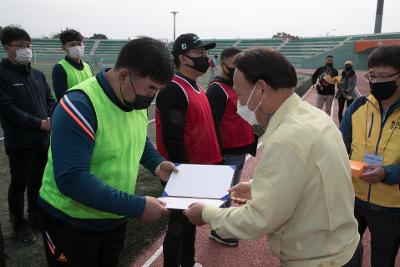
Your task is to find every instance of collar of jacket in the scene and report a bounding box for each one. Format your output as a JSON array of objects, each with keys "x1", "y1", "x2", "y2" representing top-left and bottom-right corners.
[
  {"x1": 367, "y1": 94, "x2": 400, "y2": 114},
  {"x1": 1, "y1": 58, "x2": 31, "y2": 74},
  {"x1": 263, "y1": 93, "x2": 302, "y2": 142},
  {"x1": 341, "y1": 70, "x2": 355, "y2": 77},
  {"x1": 65, "y1": 55, "x2": 84, "y2": 70},
  {"x1": 212, "y1": 75, "x2": 233, "y2": 87}
]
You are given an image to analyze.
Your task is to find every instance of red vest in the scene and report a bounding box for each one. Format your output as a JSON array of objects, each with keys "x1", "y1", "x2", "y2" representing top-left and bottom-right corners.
[
  {"x1": 156, "y1": 75, "x2": 222, "y2": 164},
  {"x1": 211, "y1": 81, "x2": 255, "y2": 149}
]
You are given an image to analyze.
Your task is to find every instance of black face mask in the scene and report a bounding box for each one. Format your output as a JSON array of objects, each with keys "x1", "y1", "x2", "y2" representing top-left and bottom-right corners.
[
  {"x1": 185, "y1": 55, "x2": 210, "y2": 73},
  {"x1": 369, "y1": 80, "x2": 398, "y2": 101},
  {"x1": 345, "y1": 66, "x2": 352, "y2": 72},
  {"x1": 119, "y1": 73, "x2": 155, "y2": 111},
  {"x1": 326, "y1": 63, "x2": 333, "y2": 68}
]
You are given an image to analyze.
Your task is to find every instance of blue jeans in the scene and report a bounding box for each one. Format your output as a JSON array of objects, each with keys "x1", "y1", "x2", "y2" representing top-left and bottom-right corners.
[{"x1": 223, "y1": 153, "x2": 246, "y2": 207}]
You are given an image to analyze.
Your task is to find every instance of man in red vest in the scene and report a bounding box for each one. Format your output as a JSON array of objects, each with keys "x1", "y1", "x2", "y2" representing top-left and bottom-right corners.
[
  {"x1": 206, "y1": 47, "x2": 257, "y2": 246},
  {"x1": 156, "y1": 33, "x2": 222, "y2": 267}
]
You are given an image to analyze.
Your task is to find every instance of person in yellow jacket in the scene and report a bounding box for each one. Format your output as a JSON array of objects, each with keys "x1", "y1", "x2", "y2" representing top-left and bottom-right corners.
[
  {"x1": 52, "y1": 29, "x2": 93, "y2": 100},
  {"x1": 185, "y1": 47, "x2": 361, "y2": 267},
  {"x1": 339, "y1": 45, "x2": 400, "y2": 267}
]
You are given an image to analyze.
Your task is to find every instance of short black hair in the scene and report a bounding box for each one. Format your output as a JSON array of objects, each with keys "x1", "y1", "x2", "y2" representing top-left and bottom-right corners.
[
  {"x1": 368, "y1": 45, "x2": 400, "y2": 71},
  {"x1": 221, "y1": 47, "x2": 241, "y2": 61},
  {"x1": 60, "y1": 29, "x2": 83, "y2": 45},
  {"x1": 326, "y1": 55, "x2": 334, "y2": 59},
  {"x1": 235, "y1": 47, "x2": 297, "y2": 90},
  {"x1": 116, "y1": 37, "x2": 174, "y2": 84},
  {"x1": 0, "y1": 26, "x2": 31, "y2": 46}
]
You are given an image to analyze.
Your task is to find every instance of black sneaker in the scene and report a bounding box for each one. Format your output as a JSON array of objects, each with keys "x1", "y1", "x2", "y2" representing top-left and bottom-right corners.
[
  {"x1": 209, "y1": 230, "x2": 238, "y2": 246},
  {"x1": 13, "y1": 223, "x2": 36, "y2": 244}
]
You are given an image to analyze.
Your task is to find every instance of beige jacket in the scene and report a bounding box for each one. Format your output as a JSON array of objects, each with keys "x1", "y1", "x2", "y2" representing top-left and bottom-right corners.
[{"x1": 203, "y1": 93, "x2": 359, "y2": 267}]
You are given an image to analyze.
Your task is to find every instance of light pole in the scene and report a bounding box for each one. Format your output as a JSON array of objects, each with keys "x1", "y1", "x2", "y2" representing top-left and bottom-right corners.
[
  {"x1": 171, "y1": 11, "x2": 178, "y2": 41},
  {"x1": 374, "y1": 0, "x2": 384, "y2": 34}
]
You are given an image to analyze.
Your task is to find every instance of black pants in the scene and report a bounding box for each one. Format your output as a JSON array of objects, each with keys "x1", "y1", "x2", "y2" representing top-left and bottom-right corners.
[
  {"x1": 355, "y1": 205, "x2": 400, "y2": 267},
  {"x1": 39, "y1": 207, "x2": 126, "y2": 267},
  {"x1": 337, "y1": 95, "x2": 354, "y2": 123},
  {"x1": 163, "y1": 211, "x2": 196, "y2": 267},
  {"x1": 0, "y1": 223, "x2": 5, "y2": 267},
  {"x1": 6, "y1": 145, "x2": 49, "y2": 230}
]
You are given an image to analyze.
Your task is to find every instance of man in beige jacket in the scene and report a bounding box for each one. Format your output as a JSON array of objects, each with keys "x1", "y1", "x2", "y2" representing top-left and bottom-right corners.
[{"x1": 185, "y1": 48, "x2": 361, "y2": 267}]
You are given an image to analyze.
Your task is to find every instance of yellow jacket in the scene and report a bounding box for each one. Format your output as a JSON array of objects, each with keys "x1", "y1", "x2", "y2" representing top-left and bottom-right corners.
[
  {"x1": 340, "y1": 95, "x2": 400, "y2": 209},
  {"x1": 203, "y1": 94, "x2": 359, "y2": 267}
]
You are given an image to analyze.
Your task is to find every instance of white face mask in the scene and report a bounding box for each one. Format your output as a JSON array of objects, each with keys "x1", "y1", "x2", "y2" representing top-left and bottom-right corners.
[
  {"x1": 68, "y1": 45, "x2": 84, "y2": 59},
  {"x1": 15, "y1": 48, "x2": 32, "y2": 64},
  {"x1": 237, "y1": 85, "x2": 262, "y2": 125}
]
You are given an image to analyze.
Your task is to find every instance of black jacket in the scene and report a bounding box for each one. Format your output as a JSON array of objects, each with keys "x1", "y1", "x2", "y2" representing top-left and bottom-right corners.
[
  {"x1": 311, "y1": 65, "x2": 338, "y2": 95},
  {"x1": 0, "y1": 58, "x2": 55, "y2": 149}
]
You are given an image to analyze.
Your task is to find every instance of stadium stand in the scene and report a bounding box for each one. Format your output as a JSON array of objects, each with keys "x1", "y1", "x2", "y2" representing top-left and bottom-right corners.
[{"x1": 0, "y1": 32, "x2": 399, "y2": 69}]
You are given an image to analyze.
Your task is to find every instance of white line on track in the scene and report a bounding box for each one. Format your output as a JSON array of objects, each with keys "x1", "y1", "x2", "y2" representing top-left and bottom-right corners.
[{"x1": 141, "y1": 246, "x2": 163, "y2": 267}]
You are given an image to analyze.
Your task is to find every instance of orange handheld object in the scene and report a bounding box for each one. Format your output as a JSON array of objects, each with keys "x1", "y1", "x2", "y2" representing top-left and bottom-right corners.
[{"x1": 350, "y1": 160, "x2": 366, "y2": 178}]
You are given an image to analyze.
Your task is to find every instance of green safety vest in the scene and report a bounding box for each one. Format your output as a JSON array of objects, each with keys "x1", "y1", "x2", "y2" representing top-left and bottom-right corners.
[
  {"x1": 58, "y1": 59, "x2": 93, "y2": 89},
  {"x1": 40, "y1": 76, "x2": 148, "y2": 219}
]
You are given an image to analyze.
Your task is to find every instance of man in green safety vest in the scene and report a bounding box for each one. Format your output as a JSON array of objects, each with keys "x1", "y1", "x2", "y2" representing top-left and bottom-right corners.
[
  {"x1": 52, "y1": 29, "x2": 93, "y2": 101},
  {"x1": 39, "y1": 37, "x2": 176, "y2": 267}
]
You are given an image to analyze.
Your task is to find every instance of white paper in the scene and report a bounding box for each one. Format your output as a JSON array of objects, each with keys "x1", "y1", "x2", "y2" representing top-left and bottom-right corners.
[
  {"x1": 161, "y1": 164, "x2": 235, "y2": 210},
  {"x1": 164, "y1": 164, "x2": 234, "y2": 198},
  {"x1": 158, "y1": 196, "x2": 225, "y2": 210}
]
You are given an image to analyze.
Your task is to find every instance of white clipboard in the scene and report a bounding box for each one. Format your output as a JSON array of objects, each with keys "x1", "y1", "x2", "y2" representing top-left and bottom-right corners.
[{"x1": 159, "y1": 164, "x2": 235, "y2": 210}]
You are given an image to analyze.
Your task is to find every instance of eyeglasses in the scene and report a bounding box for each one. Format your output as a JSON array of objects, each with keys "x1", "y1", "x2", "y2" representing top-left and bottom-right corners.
[{"x1": 364, "y1": 71, "x2": 400, "y2": 83}]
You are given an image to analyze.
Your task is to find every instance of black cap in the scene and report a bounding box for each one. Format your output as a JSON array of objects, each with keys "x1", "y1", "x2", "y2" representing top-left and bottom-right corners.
[{"x1": 172, "y1": 33, "x2": 216, "y2": 56}]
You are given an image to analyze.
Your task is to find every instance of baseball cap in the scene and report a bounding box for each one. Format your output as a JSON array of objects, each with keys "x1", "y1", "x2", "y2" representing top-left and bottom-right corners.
[
  {"x1": 344, "y1": 60, "x2": 353, "y2": 66},
  {"x1": 172, "y1": 33, "x2": 216, "y2": 56}
]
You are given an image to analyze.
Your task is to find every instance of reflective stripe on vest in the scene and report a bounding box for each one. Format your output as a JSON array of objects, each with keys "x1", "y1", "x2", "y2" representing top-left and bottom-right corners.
[{"x1": 40, "y1": 77, "x2": 148, "y2": 219}]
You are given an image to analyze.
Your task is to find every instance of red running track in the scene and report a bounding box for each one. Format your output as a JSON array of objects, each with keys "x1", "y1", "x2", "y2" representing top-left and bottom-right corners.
[{"x1": 132, "y1": 69, "x2": 400, "y2": 267}]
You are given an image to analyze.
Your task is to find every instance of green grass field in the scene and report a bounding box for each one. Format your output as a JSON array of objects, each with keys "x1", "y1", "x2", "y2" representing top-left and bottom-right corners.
[{"x1": 0, "y1": 62, "x2": 311, "y2": 266}]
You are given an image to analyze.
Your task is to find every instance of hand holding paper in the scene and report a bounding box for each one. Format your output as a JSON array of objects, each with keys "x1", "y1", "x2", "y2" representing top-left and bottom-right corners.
[
  {"x1": 139, "y1": 196, "x2": 169, "y2": 223},
  {"x1": 184, "y1": 203, "x2": 206, "y2": 226},
  {"x1": 156, "y1": 161, "x2": 179, "y2": 183}
]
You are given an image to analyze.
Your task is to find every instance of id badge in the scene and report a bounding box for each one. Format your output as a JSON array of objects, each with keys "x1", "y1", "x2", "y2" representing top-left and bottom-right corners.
[{"x1": 363, "y1": 153, "x2": 383, "y2": 172}]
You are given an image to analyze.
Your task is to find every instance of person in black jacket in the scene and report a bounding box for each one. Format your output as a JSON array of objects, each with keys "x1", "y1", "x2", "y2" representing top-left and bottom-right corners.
[
  {"x1": 311, "y1": 55, "x2": 338, "y2": 116},
  {"x1": 0, "y1": 26, "x2": 55, "y2": 243}
]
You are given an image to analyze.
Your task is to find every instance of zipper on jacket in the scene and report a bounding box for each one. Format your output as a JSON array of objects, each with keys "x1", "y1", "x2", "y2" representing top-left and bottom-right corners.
[{"x1": 367, "y1": 109, "x2": 387, "y2": 203}]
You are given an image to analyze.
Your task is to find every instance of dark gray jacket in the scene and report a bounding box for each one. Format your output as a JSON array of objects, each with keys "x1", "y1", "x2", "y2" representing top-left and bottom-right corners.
[{"x1": 337, "y1": 70, "x2": 358, "y2": 99}]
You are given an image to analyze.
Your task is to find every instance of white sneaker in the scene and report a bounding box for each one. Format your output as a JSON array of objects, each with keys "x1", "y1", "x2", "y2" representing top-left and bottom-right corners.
[{"x1": 193, "y1": 263, "x2": 203, "y2": 267}]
